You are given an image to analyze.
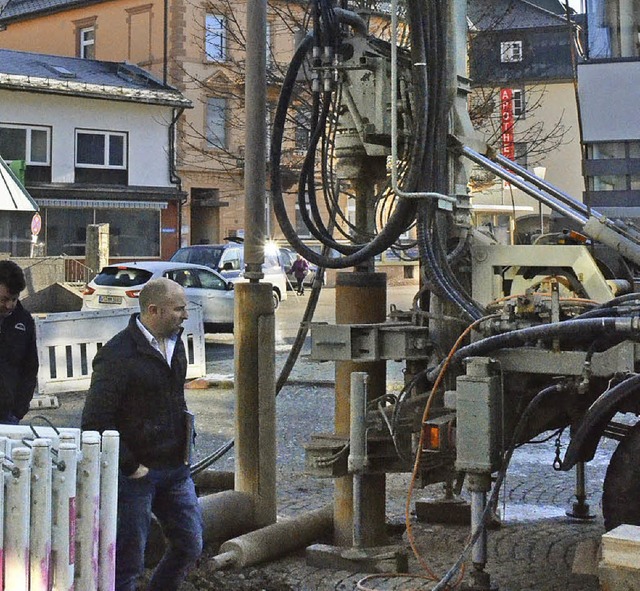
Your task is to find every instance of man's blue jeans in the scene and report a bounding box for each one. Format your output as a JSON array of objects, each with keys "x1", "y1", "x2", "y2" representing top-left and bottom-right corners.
[{"x1": 116, "y1": 464, "x2": 203, "y2": 591}]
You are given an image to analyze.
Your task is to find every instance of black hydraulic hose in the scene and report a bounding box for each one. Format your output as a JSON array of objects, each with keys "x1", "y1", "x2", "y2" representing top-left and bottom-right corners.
[
  {"x1": 270, "y1": 33, "x2": 417, "y2": 269},
  {"x1": 562, "y1": 373, "x2": 640, "y2": 470},
  {"x1": 450, "y1": 317, "x2": 640, "y2": 369}
]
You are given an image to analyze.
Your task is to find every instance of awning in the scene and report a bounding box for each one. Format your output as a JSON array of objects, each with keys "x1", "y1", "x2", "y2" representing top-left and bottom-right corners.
[{"x1": 0, "y1": 156, "x2": 39, "y2": 212}]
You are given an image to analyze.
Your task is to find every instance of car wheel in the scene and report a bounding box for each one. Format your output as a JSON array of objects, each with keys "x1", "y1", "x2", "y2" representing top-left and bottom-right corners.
[
  {"x1": 272, "y1": 290, "x2": 280, "y2": 310},
  {"x1": 602, "y1": 421, "x2": 640, "y2": 531}
]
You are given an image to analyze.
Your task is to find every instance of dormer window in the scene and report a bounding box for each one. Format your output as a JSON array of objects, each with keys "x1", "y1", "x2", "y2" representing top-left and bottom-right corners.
[{"x1": 501, "y1": 40, "x2": 522, "y2": 63}]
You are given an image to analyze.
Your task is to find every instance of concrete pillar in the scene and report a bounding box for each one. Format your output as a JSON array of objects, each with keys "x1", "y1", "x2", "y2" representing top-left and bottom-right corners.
[
  {"x1": 334, "y1": 272, "x2": 387, "y2": 547},
  {"x1": 85, "y1": 223, "x2": 109, "y2": 279},
  {"x1": 234, "y1": 282, "x2": 277, "y2": 527}
]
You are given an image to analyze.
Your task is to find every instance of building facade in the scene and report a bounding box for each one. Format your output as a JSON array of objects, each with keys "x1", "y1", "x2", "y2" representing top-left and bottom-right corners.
[
  {"x1": 467, "y1": 0, "x2": 584, "y2": 242},
  {"x1": 577, "y1": 0, "x2": 640, "y2": 219},
  {"x1": 0, "y1": 0, "x2": 312, "y2": 252},
  {"x1": 0, "y1": 48, "x2": 190, "y2": 258}
]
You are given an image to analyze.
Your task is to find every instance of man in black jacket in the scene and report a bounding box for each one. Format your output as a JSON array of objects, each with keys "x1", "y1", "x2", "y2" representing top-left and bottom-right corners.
[
  {"x1": 0, "y1": 260, "x2": 38, "y2": 424},
  {"x1": 82, "y1": 277, "x2": 203, "y2": 591}
]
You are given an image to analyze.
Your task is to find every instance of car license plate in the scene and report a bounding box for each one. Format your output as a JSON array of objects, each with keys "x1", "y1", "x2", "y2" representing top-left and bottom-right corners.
[{"x1": 98, "y1": 295, "x2": 123, "y2": 304}]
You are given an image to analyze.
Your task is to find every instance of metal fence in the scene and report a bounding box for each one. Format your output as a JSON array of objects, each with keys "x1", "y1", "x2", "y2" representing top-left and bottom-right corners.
[
  {"x1": 33, "y1": 305, "x2": 206, "y2": 396},
  {"x1": 0, "y1": 426, "x2": 119, "y2": 591}
]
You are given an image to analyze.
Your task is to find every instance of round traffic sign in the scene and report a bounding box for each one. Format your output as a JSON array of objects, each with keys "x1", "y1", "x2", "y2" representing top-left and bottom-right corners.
[{"x1": 31, "y1": 212, "x2": 42, "y2": 236}]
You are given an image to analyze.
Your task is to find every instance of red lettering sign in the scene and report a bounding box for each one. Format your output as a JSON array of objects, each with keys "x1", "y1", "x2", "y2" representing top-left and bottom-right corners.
[{"x1": 501, "y1": 88, "x2": 514, "y2": 161}]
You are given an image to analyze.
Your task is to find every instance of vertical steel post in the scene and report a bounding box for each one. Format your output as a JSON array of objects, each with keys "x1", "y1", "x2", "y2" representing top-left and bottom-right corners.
[
  {"x1": 5, "y1": 447, "x2": 31, "y2": 591},
  {"x1": 99, "y1": 430, "x2": 120, "y2": 591},
  {"x1": 349, "y1": 372, "x2": 368, "y2": 548},
  {"x1": 235, "y1": 0, "x2": 277, "y2": 529},
  {"x1": 243, "y1": 0, "x2": 266, "y2": 279},
  {"x1": 77, "y1": 431, "x2": 101, "y2": 591},
  {"x1": 334, "y1": 272, "x2": 387, "y2": 547},
  {"x1": 30, "y1": 438, "x2": 53, "y2": 591}
]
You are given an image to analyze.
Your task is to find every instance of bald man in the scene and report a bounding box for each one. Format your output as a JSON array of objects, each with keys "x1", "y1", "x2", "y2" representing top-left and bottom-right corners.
[{"x1": 82, "y1": 278, "x2": 202, "y2": 591}]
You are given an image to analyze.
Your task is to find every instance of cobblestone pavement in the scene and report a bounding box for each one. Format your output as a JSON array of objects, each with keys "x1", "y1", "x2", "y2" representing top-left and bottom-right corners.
[{"x1": 33, "y1": 286, "x2": 611, "y2": 590}]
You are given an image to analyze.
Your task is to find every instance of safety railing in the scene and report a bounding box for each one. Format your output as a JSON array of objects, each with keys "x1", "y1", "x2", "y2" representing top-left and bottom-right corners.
[
  {"x1": 34, "y1": 305, "x2": 206, "y2": 395},
  {"x1": 63, "y1": 256, "x2": 94, "y2": 285},
  {"x1": 0, "y1": 425, "x2": 119, "y2": 591}
]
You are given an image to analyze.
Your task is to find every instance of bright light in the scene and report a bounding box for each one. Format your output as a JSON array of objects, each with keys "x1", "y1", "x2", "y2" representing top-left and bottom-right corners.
[{"x1": 264, "y1": 240, "x2": 279, "y2": 257}]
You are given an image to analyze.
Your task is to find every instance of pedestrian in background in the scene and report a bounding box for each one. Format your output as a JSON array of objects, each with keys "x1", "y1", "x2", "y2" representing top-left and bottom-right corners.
[
  {"x1": 82, "y1": 277, "x2": 202, "y2": 591},
  {"x1": 291, "y1": 254, "x2": 309, "y2": 295},
  {"x1": 0, "y1": 259, "x2": 38, "y2": 425}
]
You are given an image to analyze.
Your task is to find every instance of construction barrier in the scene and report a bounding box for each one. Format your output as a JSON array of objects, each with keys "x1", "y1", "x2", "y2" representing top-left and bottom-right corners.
[
  {"x1": 33, "y1": 306, "x2": 206, "y2": 396},
  {"x1": 0, "y1": 425, "x2": 119, "y2": 591}
]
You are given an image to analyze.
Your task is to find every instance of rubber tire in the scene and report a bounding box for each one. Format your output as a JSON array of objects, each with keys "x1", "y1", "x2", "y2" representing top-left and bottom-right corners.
[
  {"x1": 602, "y1": 421, "x2": 640, "y2": 531},
  {"x1": 272, "y1": 290, "x2": 280, "y2": 311}
]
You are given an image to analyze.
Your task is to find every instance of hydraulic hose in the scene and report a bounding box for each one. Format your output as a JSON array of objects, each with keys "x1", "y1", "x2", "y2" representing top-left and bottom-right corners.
[
  {"x1": 452, "y1": 317, "x2": 640, "y2": 365},
  {"x1": 270, "y1": 31, "x2": 418, "y2": 268}
]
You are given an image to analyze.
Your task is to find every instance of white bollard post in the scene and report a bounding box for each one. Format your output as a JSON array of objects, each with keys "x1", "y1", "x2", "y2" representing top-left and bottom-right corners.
[
  {"x1": 76, "y1": 431, "x2": 101, "y2": 591},
  {"x1": 30, "y1": 438, "x2": 53, "y2": 591},
  {"x1": 99, "y1": 430, "x2": 119, "y2": 591},
  {"x1": 5, "y1": 447, "x2": 32, "y2": 591},
  {"x1": 0, "y1": 450, "x2": 5, "y2": 591},
  {"x1": 52, "y1": 437, "x2": 78, "y2": 591}
]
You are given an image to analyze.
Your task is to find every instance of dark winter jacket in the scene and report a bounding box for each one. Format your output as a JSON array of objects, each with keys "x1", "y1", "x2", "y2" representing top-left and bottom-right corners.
[
  {"x1": 0, "y1": 301, "x2": 38, "y2": 421},
  {"x1": 82, "y1": 314, "x2": 189, "y2": 476}
]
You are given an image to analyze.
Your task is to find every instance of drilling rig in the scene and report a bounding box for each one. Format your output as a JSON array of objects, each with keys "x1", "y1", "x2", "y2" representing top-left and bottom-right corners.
[{"x1": 269, "y1": 0, "x2": 640, "y2": 588}]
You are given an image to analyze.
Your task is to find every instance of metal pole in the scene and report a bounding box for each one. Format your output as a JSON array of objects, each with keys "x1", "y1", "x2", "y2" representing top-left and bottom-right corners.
[
  {"x1": 348, "y1": 372, "x2": 368, "y2": 548},
  {"x1": 234, "y1": 0, "x2": 277, "y2": 529},
  {"x1": 244, "y1": 0, "x2": 267, "y2": 279}
]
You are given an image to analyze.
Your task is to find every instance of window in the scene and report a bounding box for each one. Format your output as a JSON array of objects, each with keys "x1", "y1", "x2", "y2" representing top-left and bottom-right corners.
[
  {"x1": 501, "y1": 40, "x2": 523, "y2": 63},
  {"x1": 295, "y1": 204, "x2": 312, "y2": 237},
  {"x1": 44, "y1": 207, "x2": 160, "y2": 257},
  {"x1": 0, "y1": 124, "x2": 50, "y2": 164},
  {"x1": 0, "y1": 124, "x2": 51, "y2": 182},
  {"x1": 206, "y1": 98, "x2": 227, "y2": 149},
  {"x1": 512, "y1": 89, "x2": 525, "y2": 117},
  {"x1": 76, "y1": 130, "x2": 126, "y2": 168},
  {"x1": 514, "y1": 142, "x2": 527, "y2": 168},
  {"x1": 205, "y1": 14, "x2": 226, "y2": 61},
  {"x1": 75, "y1": 130, "x2": 127, "y2": 184},
  {"x1": 266, "y1": 21, "x2": 272, "y2": 67},
  {"x1": 79, "y1": 26, "x2": 95, "y2": 59},
  {"x1": 295, "y1": 108, "x2": 311, "y2": 153}
]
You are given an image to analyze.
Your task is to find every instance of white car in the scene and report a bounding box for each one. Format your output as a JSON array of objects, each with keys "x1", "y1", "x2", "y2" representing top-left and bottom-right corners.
[
  {"x1": 170, "y1": 239, "x2": 288, "y2": 309},
  {"x1": 82, "y1": 261, "x2": 235, "y2": 333}
]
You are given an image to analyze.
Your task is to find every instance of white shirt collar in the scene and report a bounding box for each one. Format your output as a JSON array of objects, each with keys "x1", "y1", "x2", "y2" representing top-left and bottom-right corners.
[{"x1": 136, "y1": 317, "x2": 178, "y2": 364}]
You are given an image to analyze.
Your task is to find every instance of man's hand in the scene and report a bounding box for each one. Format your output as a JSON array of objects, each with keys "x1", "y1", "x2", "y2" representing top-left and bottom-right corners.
[{"x1": 130, "y1": 464, "x2": 149, "y2": 479}]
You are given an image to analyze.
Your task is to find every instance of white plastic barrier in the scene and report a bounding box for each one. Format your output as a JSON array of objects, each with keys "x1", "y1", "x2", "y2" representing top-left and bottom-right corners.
[
  {"x1": 34, "y1": 306, "x2": 206, "y2": 395},
  {"x1": 0, "y1": 426, "x2": 119, "y2": 591}
]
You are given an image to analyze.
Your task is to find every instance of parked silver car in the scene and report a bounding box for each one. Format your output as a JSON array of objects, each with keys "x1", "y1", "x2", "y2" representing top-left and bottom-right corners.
[{"x1": 82, "y1": 261, "x2": 235, "y2": 332}]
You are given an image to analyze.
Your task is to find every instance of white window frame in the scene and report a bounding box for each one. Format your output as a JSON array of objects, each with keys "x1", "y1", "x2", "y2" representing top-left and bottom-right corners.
[
  {"x1": 0, "y1": 124, "x2": 51, "y2": 165},
  {"x1": 266, "y1": 21, "x2": 272, "y2": 67},
  {"x1": 501, "y1": 40, "x2": 523, "y2": 63},
  {"x1": 295, "y1": 204, "x2": 312, "y2": 237},
  {"x1": 79, "y1": 26, "x2": 95, "y2": 59},
  {"x1": 205, "y1": 14, "x2": 226, "y2": 61},
  {"x1": 512, "y1": 88, "x2": 525, "y2": 117},
  {"x1": 75, "y1": 130, "x2": 127, "y2": 169},
  {"x1": 206, "y1": 97, "x2": 227, "y2": 149}
]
